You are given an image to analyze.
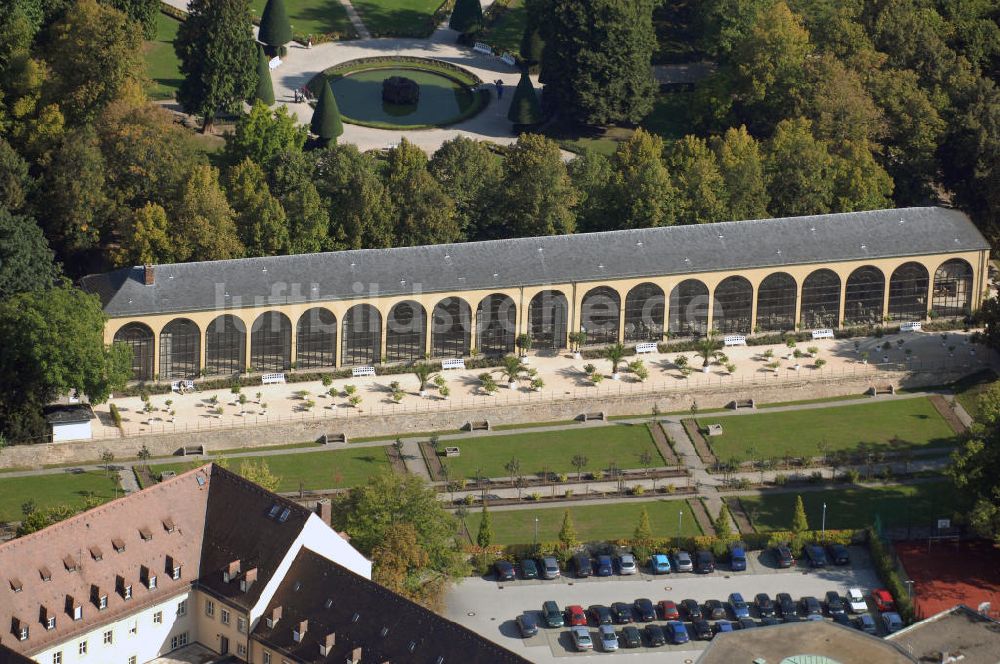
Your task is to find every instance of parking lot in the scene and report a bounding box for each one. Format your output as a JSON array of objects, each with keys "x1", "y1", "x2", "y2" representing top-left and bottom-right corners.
[{"x1": 445, "y1": 547, "x2": 883, "y2": 663}]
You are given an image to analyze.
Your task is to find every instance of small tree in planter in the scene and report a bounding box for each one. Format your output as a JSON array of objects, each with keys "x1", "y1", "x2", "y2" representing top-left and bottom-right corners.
[
  {"x1": 763, "y1": 348, "x2": 774, "y2": 360},
  {"x1": 495, "y1": 355, "x2": 527, "y2": 389},
  {"x1": 478, "y1": 373, "x2": 498, "y2": 395},
  {"x1": 392, "y1": 390, "x2": 404, "y2": 403},
  {"x1": 322, "y1": 375, "x2": 333, "y2": 388},
  {"x1": 674, "y1": 355, "x2": 688, "y2": 370},
  {"x1": 814, "y1": 358, "x2": 827, "y2": 369},
  {"x1": 238, "y1": 393, "x2": 248, "y2": 414},
  {"x1": 767, "y1": 361, "x2": 781, "y2": 373},
  {"x1": 260, "y1": 402, "x2": 268, "y2": 415},
  {"x1": 214, "y1": 405, "x2": 225, "y2": 418},
  {"x1": 412, "y1": 363, "x2": 437, "y2": 397},
  {"x1": 695, "y1": 333, "x2": 724, "y2": 373},
  {"x1": 343, "y1": 385, "x2": 357, "y2": 397},
  {"x1": 628, "y1": 359, "x2": 649, "y2": 382},
  {"x1": 530, "y1": 377, "x2": 544, "y2": 391},
  {"x1": 590, "y1": 371, "x2": 604, "y2": 384},
  {"x1": 725, "y1": 362, "x2": 736, "y2": 374},
  {"x1": 439, "y1": 385, "x2": 451, "y2": 399},
  {"x1": 569, "y1": 331, "x2": 587, "y2": 359},
  {"x1": 807, "y1": 346, "x2": 819, "y2": 357},
  {"x1": 348, "y1": 395, "x2": 362, "y2": 409},
  {"x1": 515, "y1": 333, "x2": 533, "y2": 360},
  {"x1": 433, "y1": 374, "x2": 446, "y2": 389},
  {"x1": 604, "y1": 343, "x2": 626, "y2": 380}
]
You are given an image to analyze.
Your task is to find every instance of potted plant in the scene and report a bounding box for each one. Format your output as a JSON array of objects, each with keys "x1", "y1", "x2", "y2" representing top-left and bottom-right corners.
[
  {"x1": 260, "y1": 402, "x2": 268, "y2": 415},
  {"x1": 349, "y1": 395, "x2": 362, "y2": 409},
  {"x1": 515, "y1": 333, "x2": 533, "y2": 363},
  {"x1": 531, "y1": 377, "x2": 544, "y2": 391},
  {"x1": 570, "y1": 330, "x2": 587, "y2": 360},
  {"x1": 860, "y1": 351, "x2": 869, "y2": 365},
  {"x1": 413, "y1": 363, "x2": 437, "y2": 397},
  {"x1": 439, "y1": 385, "x2": 451, "y2": 400},
  {"x1": 695, "y1": 333, "x2": 724, "y2": 373},
  {"x1": 495, "y1": 355, "x2": 526, "y2": 389},
  {"x1": 604, "y1": 342, "x2": 626, "y2": 380},
  {"x1": 628, "y1": 359, "x2": 649, "y2": 382},
  {"x1": 478, "y1": 373, "x2": 498, "y2": 395}
]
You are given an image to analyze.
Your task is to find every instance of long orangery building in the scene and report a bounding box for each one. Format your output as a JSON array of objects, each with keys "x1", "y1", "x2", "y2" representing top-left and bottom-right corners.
[{"x1": 80, "y1": 207, "x2": 991, "y2": 382}]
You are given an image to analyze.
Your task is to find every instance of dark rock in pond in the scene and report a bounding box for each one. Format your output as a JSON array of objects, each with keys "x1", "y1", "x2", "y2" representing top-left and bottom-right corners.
[{"x1": 382, "y1": 76, "x2": 420, "y2": 104}]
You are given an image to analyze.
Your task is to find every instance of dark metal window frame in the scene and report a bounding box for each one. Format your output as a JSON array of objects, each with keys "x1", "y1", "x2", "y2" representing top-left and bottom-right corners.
[
  {"x1": 844, "y1": 266, "x2": 885, "y2": 325},
  {"x1": 476, "y1": 294, "x2": 516, "y2": 356},
  {"x1": 251, "y1": 312, "x2": 292, "y2": 372},
  {"x1": 756, "y1": 272, "x2": 797, "y2": 332},
  {"x1": 669, "y1": 280, "x2": 709, "y2": 337},
  {"x1": 385, "y1": 301, "x2": 426, "y2": 365},
  {"x1": 888, "y1": 262, "x2": 929, "y2": 321},
  {"x1": 205, "y1": 315, "x2": 246, "y2": 376},
  {"x1": 932, "y1": 259, "x2": 973, "y2": 317},
  {"x1": 580, "y1": 286, "x2": 621, "y2": 345},
  {"x1": 159, "y1": 319, "x2": 200, "y2": 380},
  {"x1": 528, "y1": 290, "x2": 569, "y2": 349},
  {"x1": 712, "y1": 277, "x2": 752, "y2": 334},
  {"x1": 431, "y1": 297, "x2": 471, "y2": 358},
  {"x1": 342, "y1": 305, "x2": 382, "y2": 366},
  {"x1": 114, "y1": 323, "x2": 154, "y2": 381},
  {"x1": 800, "y1": 269, "x2": 841, "y2": 329},
  {"x1": 296, "y1": 308, "x2": 337, "y2": 369},
  {"x1": 624, "y1": 283, "x2": 665, "y2": 342}
]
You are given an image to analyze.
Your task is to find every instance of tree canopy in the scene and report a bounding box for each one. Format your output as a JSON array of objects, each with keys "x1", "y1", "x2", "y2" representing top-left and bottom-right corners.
[{"x1": 258, "y1": 0, "x2": 291, "y2": 51}]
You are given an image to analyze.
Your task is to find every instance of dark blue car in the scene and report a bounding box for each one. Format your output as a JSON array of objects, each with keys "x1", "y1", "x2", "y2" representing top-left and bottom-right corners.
[
  {"x1": 595, "y1": 554, "x2": 613, "y2": 576},
  {"x1": 667, "y1": 621, "x2": 689, "y2": 644},
  {"x1": 729, "y1": 543, "x2": 747, "y2": 571}
]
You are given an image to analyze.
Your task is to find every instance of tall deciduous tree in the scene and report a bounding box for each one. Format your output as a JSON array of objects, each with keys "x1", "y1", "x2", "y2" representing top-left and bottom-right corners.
[
  {"x1": 536, "y1": 0, "x2": 657, "y2": 125},
  {"x1": 830, "y1": 141, "x2": 894, "y2": 212},
  {"x1": 765, "y1": 117, "x2": 835, "y2": 217},
  {"x1": 175, "y1": 0, "x2": 257, "y2": 131},
  {"x1": 315, "y1": 144, "x2": 394, "y2": 249},
  {"x1": 268, "y1": 151, "x2": 331, "y2": 253},
  {"x1": 713, "y1": 503, "x2": 734, "y2": 539},
  {"x1": 634, "y1": 508, "x2": 653, "y2": 540},
  {"x1": 607, "y1": 129, "x2": 676, "y2": 229},
  {"x1": 449, "y1": 0, "x2": 483, "y2": 33},
  {"x1": 507, "y1": 70, "x2": 542, "y2": 125},
  {"x1": 253, "y1": 45, "x2": 275, "y2": 106},
  {"x1": 0, "y1": 138, "x2": 32, "y2": 212},
  {"x1": 384, "y1": 139, "x2": 460, "y2": 246},
  {"x1": 567, "y1": 149, "x2": 613, "y2": 233},
  {"x1": 112, "y1": 202, "x2": 175, "y2": 267},
  {"x1": 558, "y1": 509, "x2": 578, "y2": 548},
  {"x1": 310, "y1": 80, "x2": 343, "y2": 145},
  {"x1": 711, "y1": 125, "x2": 768, "y2": 219},
  {"x1": 0, "y1": 209, "x2": 59, "y2": 299},
  {"x1": 169, "y1": 164, "x2": 244, "y2": 261},
  {"x1": 258, "y1": 0, "x2": 291, "y2": 53},
  {"x1": 372, "y1": 522, "x2": 445, "y2": 610},
  {"x1": 476, "y1": 504, "x2": 493, "y2": 548},
  {"x1": 101, "y1": 0, "x2": 159, "y2": 38},
  {"x1": 227, "y1": 158, "x2": 289, "y2": 256},
  {"x1": 668, "y1": 135, "x2": 728, "y2": 225},
  {"x1": 791, "y1": 495, "x2": 809, "y2": 534},
  {"x1": 237, "y1": 458, "x2": 281, "y2": 491},
  {"x1": 428, "y1": 136, "x2": 502, "y2": 239},
  {"x1": 226, "y1": 101, "x2": 305, "y2": 166},
  {"x1": 489, "y1": 133, "x2": 576, "y2": 238}
]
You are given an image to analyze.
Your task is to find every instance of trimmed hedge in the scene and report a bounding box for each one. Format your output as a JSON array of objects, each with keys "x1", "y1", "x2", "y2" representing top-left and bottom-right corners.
[{"x1": 867, "y1": 527, "x2": 916, "y2": 623}]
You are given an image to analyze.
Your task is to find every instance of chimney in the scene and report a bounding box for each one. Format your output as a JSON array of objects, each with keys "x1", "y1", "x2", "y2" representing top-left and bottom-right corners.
[
  {"x1": 240, "y1": 567, "x2": 258, "y2": 591},
  {"x1": 320, "y1": 632, "x2": 335, "y2": 656},
  {"x1": 352, "y1": 647, "x2": 362, "y2": 662},
  {"x1": 224, "y1": 559, "x2": 240, "y2": 582},
  {"x1": 316, "y1": 499, "x2": 332, "y2": 525},
  {"x1": 293, "y1": 619, "x2": 308, "y2": 643},
  {"x1": 266, "y1": 605, "x2": 282, "y2": 628},
  {"x1": 143, "y1": 264, "x2": 154, "y2": 286}
]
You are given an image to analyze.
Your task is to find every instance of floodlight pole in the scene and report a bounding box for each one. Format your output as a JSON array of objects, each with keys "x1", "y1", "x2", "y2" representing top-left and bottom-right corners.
[
  {"x1": 533, "y1": 518, "x2": 539, "y2": 547},
  {"x1": 677, "y1": 511, "x2": 683, "y2": 547},
  {"x1": 822, "y1": 502, "x2": 827, "y2": 542}
]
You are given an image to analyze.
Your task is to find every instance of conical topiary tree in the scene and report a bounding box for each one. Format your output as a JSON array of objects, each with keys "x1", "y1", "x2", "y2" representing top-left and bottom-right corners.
[
  {"x1": 310, "y1": 80, "x2": 343, "y2": 145},
  {"x1": 792, "y1": 495, "x2": 809, "y2": 534},
  {"x1": 507, "y1": 69, "x2": 542, "y2": 125},
  {"x1": 259, "y1": 0, "x2": 292, "y2": 54},
  {"x1": 253, "y1": 45, "x2": 275, "y2": 105},
  {"x1": 520, "y1": 26, "x2": 543, "y2": 65},
  {"x1": 476, "y1": 504, "x2": 493, "y2": 548},
  {"x1": 449, "y1": 0, "x2": 483, "y2": 33}
]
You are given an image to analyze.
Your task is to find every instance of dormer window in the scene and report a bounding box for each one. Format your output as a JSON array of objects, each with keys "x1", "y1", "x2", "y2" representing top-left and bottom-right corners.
[
  {"x1": 138, "y1": 527, "x2": 152, "y2": 542},
  {"x1": 162, "y1": 518, "x2": 175, "y2": 533},
  {"x1": 140, "y1": 566, "x2": 156, "y2": 590},
  {"x1": 73, "y1": 606, "x2": 81, "y2": 621},
  {"x1": 45, "y1": 616, "x2": 56, "y2": 630},
  {"x1": 89, "y1": 546, "x2": 103, "y2": 561},
  {"x1": 240, "y1": 568, "x2": 257, "y2": 592},
  {"x1": 66, "y1": 597, "x2": 82, "y2": 622},
  {"x1": 278, "y1": 508, "x2": 291, "y2": 523},
  {"x1": 223, "y1": 560, "x2": 240, "y2": 583},
  {"x1": 18, "y1": 625, "x2": 28, "y2": 641},
  {"x1": 9, "y1": 578, "x2": 21, "y2": 593},
  {"x1": 98, "y1": 595, "x2": 108, "y2": 610},
  {"x1": 112, "y1": 538, "x2": 126, "y2": 553},
  {"x1": 124, "y1": 585, "x2": 132, "y2": 600},
  {"x1": 172, "y1": 566, "x2": 181, "y2": 580},
  {"x1": 39, "y1": 567, "x2": 51, "y2": 582},
  {"x1": 63, "y1": 555, "x2": 79, "y2": 573}
]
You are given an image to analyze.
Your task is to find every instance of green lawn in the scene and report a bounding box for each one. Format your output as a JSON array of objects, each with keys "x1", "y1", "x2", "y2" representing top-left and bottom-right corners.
[
  {"x1": 150, "y1": 448, "x2": 390, "y2": 492},
  {"x1": 464, "y1": 499, "x2": 701, "y2": 545},
  {"x1": 144, "y1": 12, "x2": 183, "y2": 100},
  {"x1": 952, "y1": 369, "x2": 997, "y2": 423},
  {"x1": 738, "y1": 482, "x2": 969, "y2": 532},
  {"x1": 484, "y1": 0, "x2": 525, "y2": 52},
  {"x1": 441, "y1": 424, "x2": 665, "y2": 480},
  {"x1": 702, "y1": 397, "x2": 958, "y2": 462},
  {"x1": 249, "y1": 0, "x2": 355, "y2": 39},
  {"x1": 351, "y1": 0, "x2": 442, "y2": 37},
  {"x1": 0, "y1": 472, "x2": 120, "y2": 523}
]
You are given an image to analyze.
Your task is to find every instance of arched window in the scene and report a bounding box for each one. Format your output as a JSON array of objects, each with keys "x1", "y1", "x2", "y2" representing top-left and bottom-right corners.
[
  {"x1": 932, "y1": 259, "x2": 974, "y2": 317},
  {"x1": 580, "y1": 286, "x2": 621, "y2": 345},
  {"x1": 669, "y1": 280, "x2": 709, "y2": 337},
  {"x1": 342, "y1": 305, "x2": 381, "y2": 366},
  {"x1": 844, "y1": 266, "x2": 885, "y2": 325},
  {"x1": 159, "y1": 319, "x2": 200, "y2": 379},
  {"x1": 296, "y1": 308, "x2": 336, "y2": 369},
  {"x1": 756, "y1": 272, "x2": 797, "y2": 332},
  {"x1": 800, "y1": 269, "x2": 841, "y2": 329},
  {"x1": 385, "y1": 301, "x2": 426, "y2": 365},
  {"x1": 624, "y1": 283, "x2": 665, "y2": 342},
  {"x1": 888, "y1": 262, "x2": 930, "y2": 321},
  {"x1": 528, "y1": 291, "x2": 569, "y2": 349},
  {"x1": 251, "y1": 312, "x2": 291, "y2": 372},
  {"x1": 712, "y1": 277, "x2": 752, "y2": 334},
  {"x1": 431, "y1": 297, "x2": 471, "y2": 358},
  {"x1": 205, "y1": 315, "x2": 246, "y2": 376},
  {"x1": 476, "y1": 294, "x2": 516, "y2": 356},
  {"x1": 114, "y1": 322, "x2": 154, "y2": 381}
]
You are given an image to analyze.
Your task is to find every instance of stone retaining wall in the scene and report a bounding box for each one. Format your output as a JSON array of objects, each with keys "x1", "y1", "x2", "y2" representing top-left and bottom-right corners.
[{"x1": 0, "y1": 369, "x2": 970, "y2": 469}]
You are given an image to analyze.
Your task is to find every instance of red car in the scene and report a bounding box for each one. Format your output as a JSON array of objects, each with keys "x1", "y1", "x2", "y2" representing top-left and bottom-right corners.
[
  {"x1": 566, "y1": 605, "x2": 588, "y2": 626},
  {"x1": 872, "y1": 589, "x2": 895, "y2": 613},
  {"x1": 658, "y1": 600, "x2": 680, "y2": 620}
]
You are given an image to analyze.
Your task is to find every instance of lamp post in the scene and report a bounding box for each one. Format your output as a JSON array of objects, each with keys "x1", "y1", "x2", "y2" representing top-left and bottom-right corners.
[
  {"x1": 822, "y1": 502, "x2": 827, "y2": 542},
  {"x1": 533, "y1": 517, "x2": 539, "y2": 547},
  {"x1": 677, "y1": 510, "x2": 683, "y2": 548}
]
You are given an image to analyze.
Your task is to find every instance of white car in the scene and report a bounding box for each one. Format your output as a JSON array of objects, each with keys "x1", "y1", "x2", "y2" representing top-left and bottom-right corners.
[
  {"x1": 570, "y1": 626, "x2": 593, "y2": 651},
  {"x1": 846, "y1": 588, "x2": 868, "y2": 613},
  {"x1": 598, "y1": 625, "x2": 618, "y2": 651},
  {"x1": 618, "y1": 553, "x2": 638, "y2": 575}
]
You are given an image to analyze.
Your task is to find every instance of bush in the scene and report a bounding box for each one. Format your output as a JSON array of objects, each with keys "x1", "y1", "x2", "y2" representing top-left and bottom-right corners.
[
  {"x1": 867, "y1": 528, "x2": 915, "y2": 623},
  {"x1": 109, "y1": 403, "x2": 122, "y2": 429},
  {"x1": 632, "y1": 485, "x2": 645, "y2": 496},
  {"x1": 773, "y1": 474, "x2": 788, "y2": 486}
]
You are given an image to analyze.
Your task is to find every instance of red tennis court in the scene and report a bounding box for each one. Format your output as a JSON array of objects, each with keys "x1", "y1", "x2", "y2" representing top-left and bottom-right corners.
[{"x1": 896, "y1": 539, "x2": 1000, "y2": 618}]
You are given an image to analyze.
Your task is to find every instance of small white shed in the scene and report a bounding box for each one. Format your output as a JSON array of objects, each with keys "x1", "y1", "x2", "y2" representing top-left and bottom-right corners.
[{"x1": 45, "y1": 405, "x2": 95, "y2": 442}]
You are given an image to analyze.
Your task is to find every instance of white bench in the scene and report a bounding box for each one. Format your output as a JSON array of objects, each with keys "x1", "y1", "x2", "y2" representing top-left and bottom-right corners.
[
  {"x1": 635, "y1": 342, "x2": 658, "y2": 354},
  {"x1": 900, "y1": 321, "x2": 922, "y2": 332},
  {"x1": 499, "y1": 52, "x2": 516, "y2": 67},
  {"x1": 473, "y1": 42, "x2": 493, "y2": 55},
  {"x1": 351, "y1": 366, "x2": 376, "y2": 378},
  {"x1": 268, "y1": 56, "x2": 282, "y2": 70},
  {"x1": 723, "y1": 335, "x2": 747, "y2": 347},
  {"x1": 811, "y1": 328, "x2": 835, "y2": 340},
  {"x1": 261, "y1": 373, "x2": 286, "y2": 385},
  {"x1": 441, "y1": 358, "x2": 466, "y2": 370}
]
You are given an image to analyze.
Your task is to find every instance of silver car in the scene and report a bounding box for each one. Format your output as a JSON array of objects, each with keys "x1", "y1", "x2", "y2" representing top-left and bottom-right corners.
[
  {"x1": 598, "y1": 624, "x2": 619, "y2": 651},
  {"x1": 540, "y1": 556, "x2": 561, "y2": 580},
  {"x1": 672, "y1": 551, "x2": 694, "y2": 572},
  {"x1": 570, "y1": 626, "x2": 593, "y2": 651},
  {"x1": 618, "y1": 553, "x2": 638, "y2": 575}
]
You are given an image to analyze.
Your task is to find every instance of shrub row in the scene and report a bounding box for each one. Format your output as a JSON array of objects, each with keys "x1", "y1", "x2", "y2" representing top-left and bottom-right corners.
[{"x1": 866, "y1": 527, "x2": 916, "y2": 623}]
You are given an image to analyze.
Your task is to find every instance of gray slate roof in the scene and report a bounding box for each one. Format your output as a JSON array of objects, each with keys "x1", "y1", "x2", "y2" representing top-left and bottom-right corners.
[{"x1": 81, "y1": 207, "x2": 988, "y2": 318}]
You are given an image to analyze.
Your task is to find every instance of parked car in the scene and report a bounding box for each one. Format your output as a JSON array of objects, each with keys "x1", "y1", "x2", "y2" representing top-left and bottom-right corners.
[
  {"x1": 774, "y1": 544, "x2": 795, "y2": 568},
  {"x1": 825, "y1": 591, "x2": 846, "y2": 615},
  {"x1": 806, "y1": 613, "x2": 825, "y2": 622},
  {"x1": 539, "y1": 556, "x2": 561, "y2": 580},
  {"x1": 873, "y1": 589, "x2": 895, "y2": 612},
  {"x1": 695, "y1": 549, "x2": 716, "y2": 573},
  {"x1": 729, "y1": 542, "x2": 747, "y2": 571},
  {"x1": 672, "y1": 550, "x2": 694, "y2": 572},
  {"x1": 611, "y1": 602, "x2": 633, "y2": 624},
  {"x1": 516, "y1": 613, "x2": 538, "y2": 637},
  {"x1": 570, "y1": 626, "x2": 593, "y2": 651},
  {"x1": 520, "y1": 558, "x2": 538, "y2": 579},
  {"x1": 760, "y1": 615, "x2": 781, "y2": 627},
  {"x1": 566, "y1": 605, "x2": 587, "y2": 626},
  {"x1": 832, "y1": 612, "x2": 852, "y2": 627},
  {"x1": 572, "y1": 553, "x2": 593, "y2": 578},
  {"x1": 542, "y1": 601, "x2": 564, "y2": 627},
  {"x1": 705, "y1": 599, "x2": 726, "y2": 620},
  {"x1": 617, "y1": 553, "x2": 638, "y2": 575},
  {"x1": 658, "y1": 600, "x2": 680, "y2": 620},
  {"x1": 714, "y1": 620, "x2": 735, "y2": 635},
  {"x1": 598, "y1": 624, "x2": 618, "y2": 651},
  {"x1": 827, "y1": 543, "x2": 851, "y2": 565},
  {"x1": 776, "y1": 593, "x2": 797, "y2": 619},
  {"x1": 691, "y1": 619, "x2": 713, "y2": 640},
  {"x1": 494, "y1": 560, "x2": 515, "y2": 581},
  {"x1": 738, "y1": 617, "x2": 757, "y2": 630},
  {"x1": 621, "y1": 625, "x2": 642, "y2": 648},
  {"x1": 883, "y1": 612, "x2": 904, "y2": 634},
  {"x1": 650, "y1": 553, "x2": 672, "y2": 574},
  {"x1": 667, "y1": 620, "x2": 690, "y2": 644},
  {"x1": 805, "y1": 544, "x2": 828, "y2": 568},
  {"x1": 594, "y1": 554, "x2": 613, "y2": 577},
  {"x1": 855, "y1": 613, "x2": 877, "y2": 634},
  {"x1": 633, "y1": 598, "x2": 656, "y2": 622},
  {"x1": 800, "y1": 596, "x2": 823, "y2": 616},
  {"x1": 728, "y1": 592, "x2": 750, "y2": 619},
  {"x1": 755, "y1": 593, "x2": 776, "y2": 617},
  {"x1": 589, "y1": 605, "x2": 613, "y2": 626},
  {"x1": 846, "y1": 588, "x2": 868, "y2": 613},
  {"x1": 681, "y1": 599, "x2": 703, "y2": 620},
  {"x1": 644, "y1": 623, "x2": 667, "y2": 647}
]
